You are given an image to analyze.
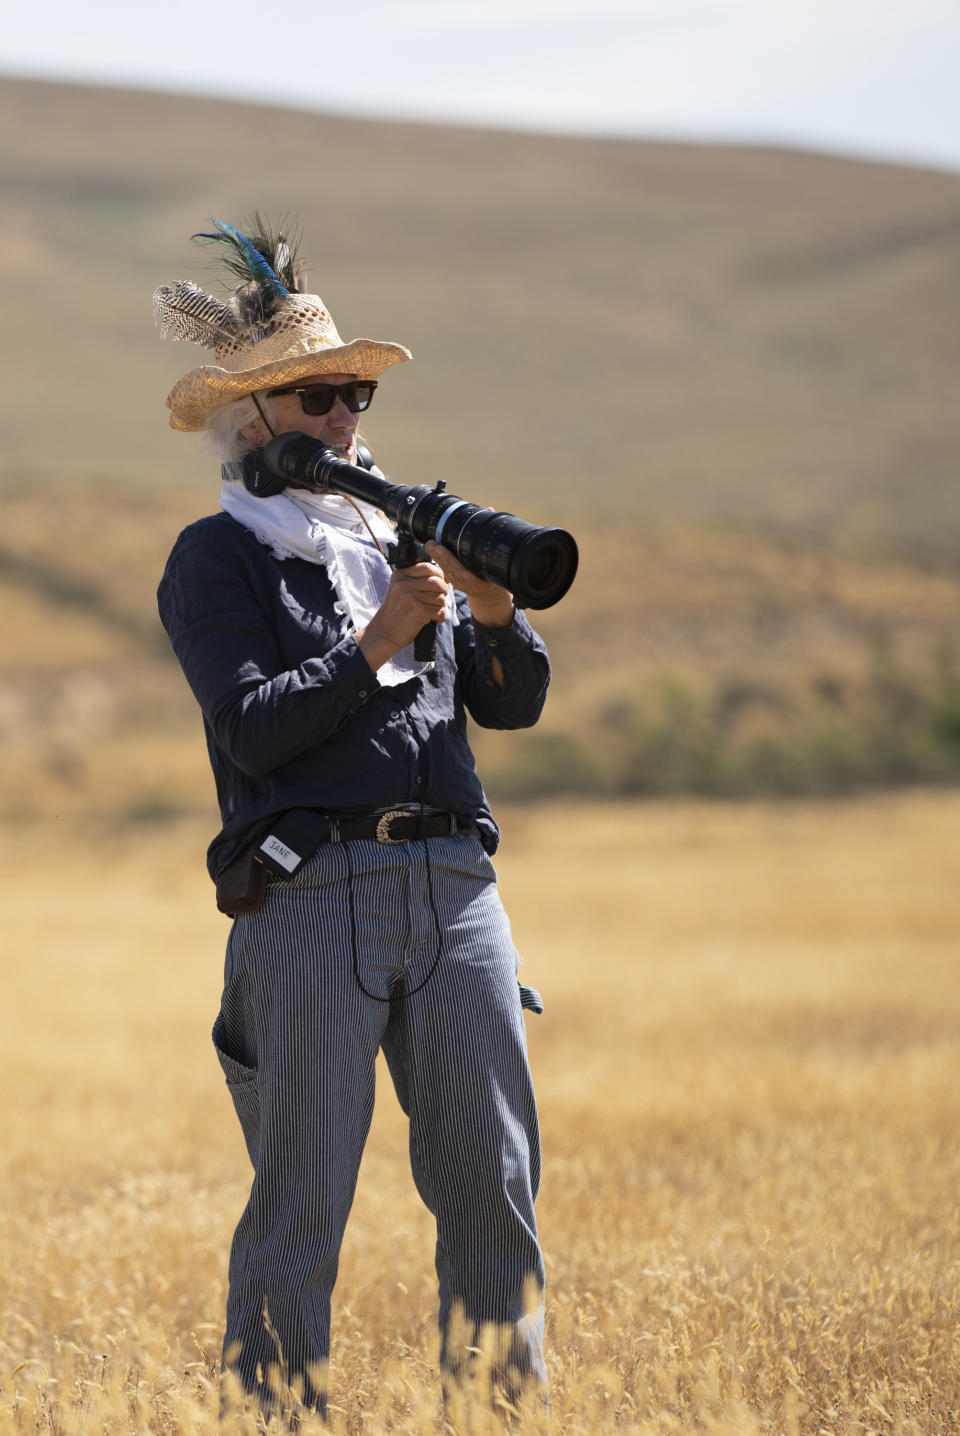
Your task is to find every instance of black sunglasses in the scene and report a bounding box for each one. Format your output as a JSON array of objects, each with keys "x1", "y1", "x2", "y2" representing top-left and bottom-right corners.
[{"x1": 267, "y1": 380, "x2": 378, "y2": 415}]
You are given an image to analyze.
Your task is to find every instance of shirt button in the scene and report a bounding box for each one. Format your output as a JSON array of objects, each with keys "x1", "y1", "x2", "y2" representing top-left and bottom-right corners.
[
  {"x1": 415, "y1": 776, "x2": 423, "y2": 785},
  {"x1": 488, "y1": 639, "x2": 498, "y2": 648},
  {"x1": 390, "y1": 710, "x2": 399, "y2": 719},
  {"x1": 486, "y1": 679, "x2": 495, "y2": 687},
  {"x1": 358, "y1": 689, "x2": 368, "y2": 699}
]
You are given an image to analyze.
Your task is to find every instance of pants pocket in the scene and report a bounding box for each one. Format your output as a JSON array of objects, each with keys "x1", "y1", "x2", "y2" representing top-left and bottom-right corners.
[
  {"x1": 518, "y1": 982, "x2": 544, "y2": 1014},
  {"x1": 212, "y1": 1012, "x2": 260, "y2": 1168}
]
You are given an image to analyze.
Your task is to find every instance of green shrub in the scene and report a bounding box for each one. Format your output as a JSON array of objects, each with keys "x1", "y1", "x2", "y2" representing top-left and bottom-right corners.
[{"x1": 481, "y1": 662, "x2": 960, "y2": 800}]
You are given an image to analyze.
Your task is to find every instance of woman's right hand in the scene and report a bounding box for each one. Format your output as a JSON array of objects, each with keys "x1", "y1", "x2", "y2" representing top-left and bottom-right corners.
[{"x1": 356, "y1": 561, "x2": 449, "y2": 672}]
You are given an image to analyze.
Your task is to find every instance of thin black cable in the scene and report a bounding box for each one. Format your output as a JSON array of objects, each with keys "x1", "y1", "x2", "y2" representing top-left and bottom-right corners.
[
  {"x1": 343, "y1": 826, "x2": 445, "y2": 1004},
  {"x1": 251, "y1": 391, "x2": 276, "y2": 437}
]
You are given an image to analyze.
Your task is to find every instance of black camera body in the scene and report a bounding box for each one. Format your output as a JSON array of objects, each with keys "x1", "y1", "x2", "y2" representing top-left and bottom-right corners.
[{"x1": 261, "y1": 432, "x2": 578, "y2": 611}]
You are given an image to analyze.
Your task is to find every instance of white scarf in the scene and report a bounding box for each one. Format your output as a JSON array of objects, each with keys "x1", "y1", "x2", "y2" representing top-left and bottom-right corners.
[{"x1": 219, "y1": 478, "x2": 454, "y2": 687}]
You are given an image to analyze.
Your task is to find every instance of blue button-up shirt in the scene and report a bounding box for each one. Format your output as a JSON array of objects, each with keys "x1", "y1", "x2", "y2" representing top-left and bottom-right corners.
[{"x1": 157, "y1": 512, "x2": 551, "y2": 877}]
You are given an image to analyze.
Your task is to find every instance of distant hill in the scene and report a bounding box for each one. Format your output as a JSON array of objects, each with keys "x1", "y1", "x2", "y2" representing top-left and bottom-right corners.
[
  {"x1": 1, "y1": 75, "x2": 959, "y2": 557},
  {"x1": 3, "y1": 76, "x2": 960, "y2": 817}
]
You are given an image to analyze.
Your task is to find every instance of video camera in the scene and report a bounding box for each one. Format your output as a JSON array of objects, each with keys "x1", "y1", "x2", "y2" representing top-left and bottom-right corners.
[{"x1": 260, "y1": 432, "x2": 579, "y2": 612}]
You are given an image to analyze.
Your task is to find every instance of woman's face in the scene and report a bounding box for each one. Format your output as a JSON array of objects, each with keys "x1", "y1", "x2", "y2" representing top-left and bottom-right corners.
[{"x1": 245, "y1": 372, "x2": 363, "y2": 465}]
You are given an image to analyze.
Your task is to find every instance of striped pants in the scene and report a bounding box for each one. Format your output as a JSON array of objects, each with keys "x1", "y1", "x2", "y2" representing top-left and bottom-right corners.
[{"x1": 212, "y1": 832, "x2": 545, "y2": 1411}]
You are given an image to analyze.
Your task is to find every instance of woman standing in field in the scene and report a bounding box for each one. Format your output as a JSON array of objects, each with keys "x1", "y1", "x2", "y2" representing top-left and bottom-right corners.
[{"x1": 154, "y1": 217, "x2": 549, "y2": 1418}]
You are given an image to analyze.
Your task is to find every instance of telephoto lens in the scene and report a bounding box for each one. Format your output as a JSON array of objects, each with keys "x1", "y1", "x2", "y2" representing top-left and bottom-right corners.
[
  {"x1": 412, "y1": 500, "x2": 578, "y2": 610},
  {"x1": 262, "y1": 434, "x2": 579, "y2": 609}
]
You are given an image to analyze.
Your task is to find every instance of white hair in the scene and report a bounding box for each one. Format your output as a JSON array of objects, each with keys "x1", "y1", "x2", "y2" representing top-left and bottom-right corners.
[{"x1": 204, "y1": 390, "x2": 279, "y2": 479}]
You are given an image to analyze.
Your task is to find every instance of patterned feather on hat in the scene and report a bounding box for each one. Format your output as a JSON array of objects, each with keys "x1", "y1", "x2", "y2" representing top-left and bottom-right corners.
[{"x1": 152, "y1": 279, "x2": 241, "y2": 349}]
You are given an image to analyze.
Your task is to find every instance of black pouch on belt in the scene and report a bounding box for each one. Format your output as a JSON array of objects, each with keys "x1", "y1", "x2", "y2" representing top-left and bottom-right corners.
[
  {"x1": 255, "y1": 809, "x2": 332, "y2": 878},
  {"x1": 215, "y1": 848, "x2": 268, "y2": 916}
]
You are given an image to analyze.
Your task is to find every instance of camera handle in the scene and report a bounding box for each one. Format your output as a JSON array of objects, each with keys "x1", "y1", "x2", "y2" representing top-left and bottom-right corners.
[{"x1": 386, "y1": 536, "x2": 437, "y2": 663}]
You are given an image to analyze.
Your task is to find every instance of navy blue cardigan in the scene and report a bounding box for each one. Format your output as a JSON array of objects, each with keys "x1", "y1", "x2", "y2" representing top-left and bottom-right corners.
[{"x1": 157, "y1": 511, "x2": 551, "y2": 878}]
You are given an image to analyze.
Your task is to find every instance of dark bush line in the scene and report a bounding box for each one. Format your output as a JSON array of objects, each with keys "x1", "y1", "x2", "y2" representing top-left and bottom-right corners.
[{"x1": 484, "y1": 670, "x2": 960, "y2": 800}]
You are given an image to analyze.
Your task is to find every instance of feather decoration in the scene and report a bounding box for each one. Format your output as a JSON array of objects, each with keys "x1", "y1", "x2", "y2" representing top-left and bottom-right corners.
[
  {"x1": 191, "y1": 217, "x2": 290, "y2": 323},
  {"x1": 153, "y1": 280, "x2": 241, "y2": 348},
  {"x1": 245, "y1": 210, "x2": 305, "y2": 293}
]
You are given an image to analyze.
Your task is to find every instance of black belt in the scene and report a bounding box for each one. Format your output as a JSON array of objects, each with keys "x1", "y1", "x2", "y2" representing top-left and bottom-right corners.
[
  {"x1": 330, "y1": 809, "x2": 469, "y2": 845},
  {"x1": 256, "y1": 805, "x2": 472, "y2": 880},
  {"x1": 217, "y1": 808, "x2": 472, "y2": 918}
]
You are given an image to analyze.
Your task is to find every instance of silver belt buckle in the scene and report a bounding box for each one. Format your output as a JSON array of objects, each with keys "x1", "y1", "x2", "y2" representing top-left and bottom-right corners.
[{"x1": 375, "y1": 809, "x2": 410, "y2": 845}]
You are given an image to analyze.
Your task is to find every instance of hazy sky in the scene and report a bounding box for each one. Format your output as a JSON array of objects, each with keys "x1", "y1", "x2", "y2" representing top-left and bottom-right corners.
[{"x1": 4, "y1": 0, "x2": 959, "y2": 173}]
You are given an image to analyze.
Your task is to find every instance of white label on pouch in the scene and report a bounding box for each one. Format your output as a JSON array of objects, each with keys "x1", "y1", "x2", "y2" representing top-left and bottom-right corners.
[{"x1": 259, "y1": 835, "x2": 301, "y2": 873}]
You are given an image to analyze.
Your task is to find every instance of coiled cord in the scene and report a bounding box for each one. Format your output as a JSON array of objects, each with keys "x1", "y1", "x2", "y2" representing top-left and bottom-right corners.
[{"x1": 342, "y1": 832, "x2": 446, "y2": 1003}]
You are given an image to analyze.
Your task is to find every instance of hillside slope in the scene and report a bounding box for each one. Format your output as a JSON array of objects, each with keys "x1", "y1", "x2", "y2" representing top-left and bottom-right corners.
[
  {"x1": 1, "y1": 76, "x2": 959, "y2": 555},
  {"x1": 2, "y1": 77, "x2": 960, "y2": 812}
]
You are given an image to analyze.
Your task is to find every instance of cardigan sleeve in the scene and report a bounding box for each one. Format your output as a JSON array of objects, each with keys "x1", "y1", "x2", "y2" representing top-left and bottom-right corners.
[
  {"x1": 452, "y1": 593, "x2": 551, "y2": 730},
  {"x1": 158, "y1": 520, "x2": 381, "y2": 777}
]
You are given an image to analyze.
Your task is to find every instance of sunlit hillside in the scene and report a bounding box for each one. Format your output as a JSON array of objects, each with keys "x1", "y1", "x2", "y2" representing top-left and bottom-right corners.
[
  {"x1": 3, "y1": 473, "x2": 960, "y2": 817},
  {"x1": 1, "y1": 75, "x2": 960, "y2": 806},
  {"x1": 1, "y1": 75, "x2": 959, "y2": 555}
]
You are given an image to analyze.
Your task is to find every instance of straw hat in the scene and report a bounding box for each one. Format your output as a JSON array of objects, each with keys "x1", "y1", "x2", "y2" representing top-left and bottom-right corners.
[{"x1": 154, "y1": 217, "x2": 412, "y2": 432}]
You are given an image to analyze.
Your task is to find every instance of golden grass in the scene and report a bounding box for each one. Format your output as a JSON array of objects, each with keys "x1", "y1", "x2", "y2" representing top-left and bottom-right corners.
[{"x1": 2, "y1": 794, "x2": 959, "y2": 1433}]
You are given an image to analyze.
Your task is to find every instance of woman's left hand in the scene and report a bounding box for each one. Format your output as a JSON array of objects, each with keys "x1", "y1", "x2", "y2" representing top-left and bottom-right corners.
[{"x1": 425, "y1": 542, "x2": 516, "y2": 629}]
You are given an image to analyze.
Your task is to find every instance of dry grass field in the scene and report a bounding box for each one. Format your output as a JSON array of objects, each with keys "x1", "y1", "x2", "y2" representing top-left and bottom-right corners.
[{"x1": 2, "y1": 794, "x2": 958, "y2": 1434}]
